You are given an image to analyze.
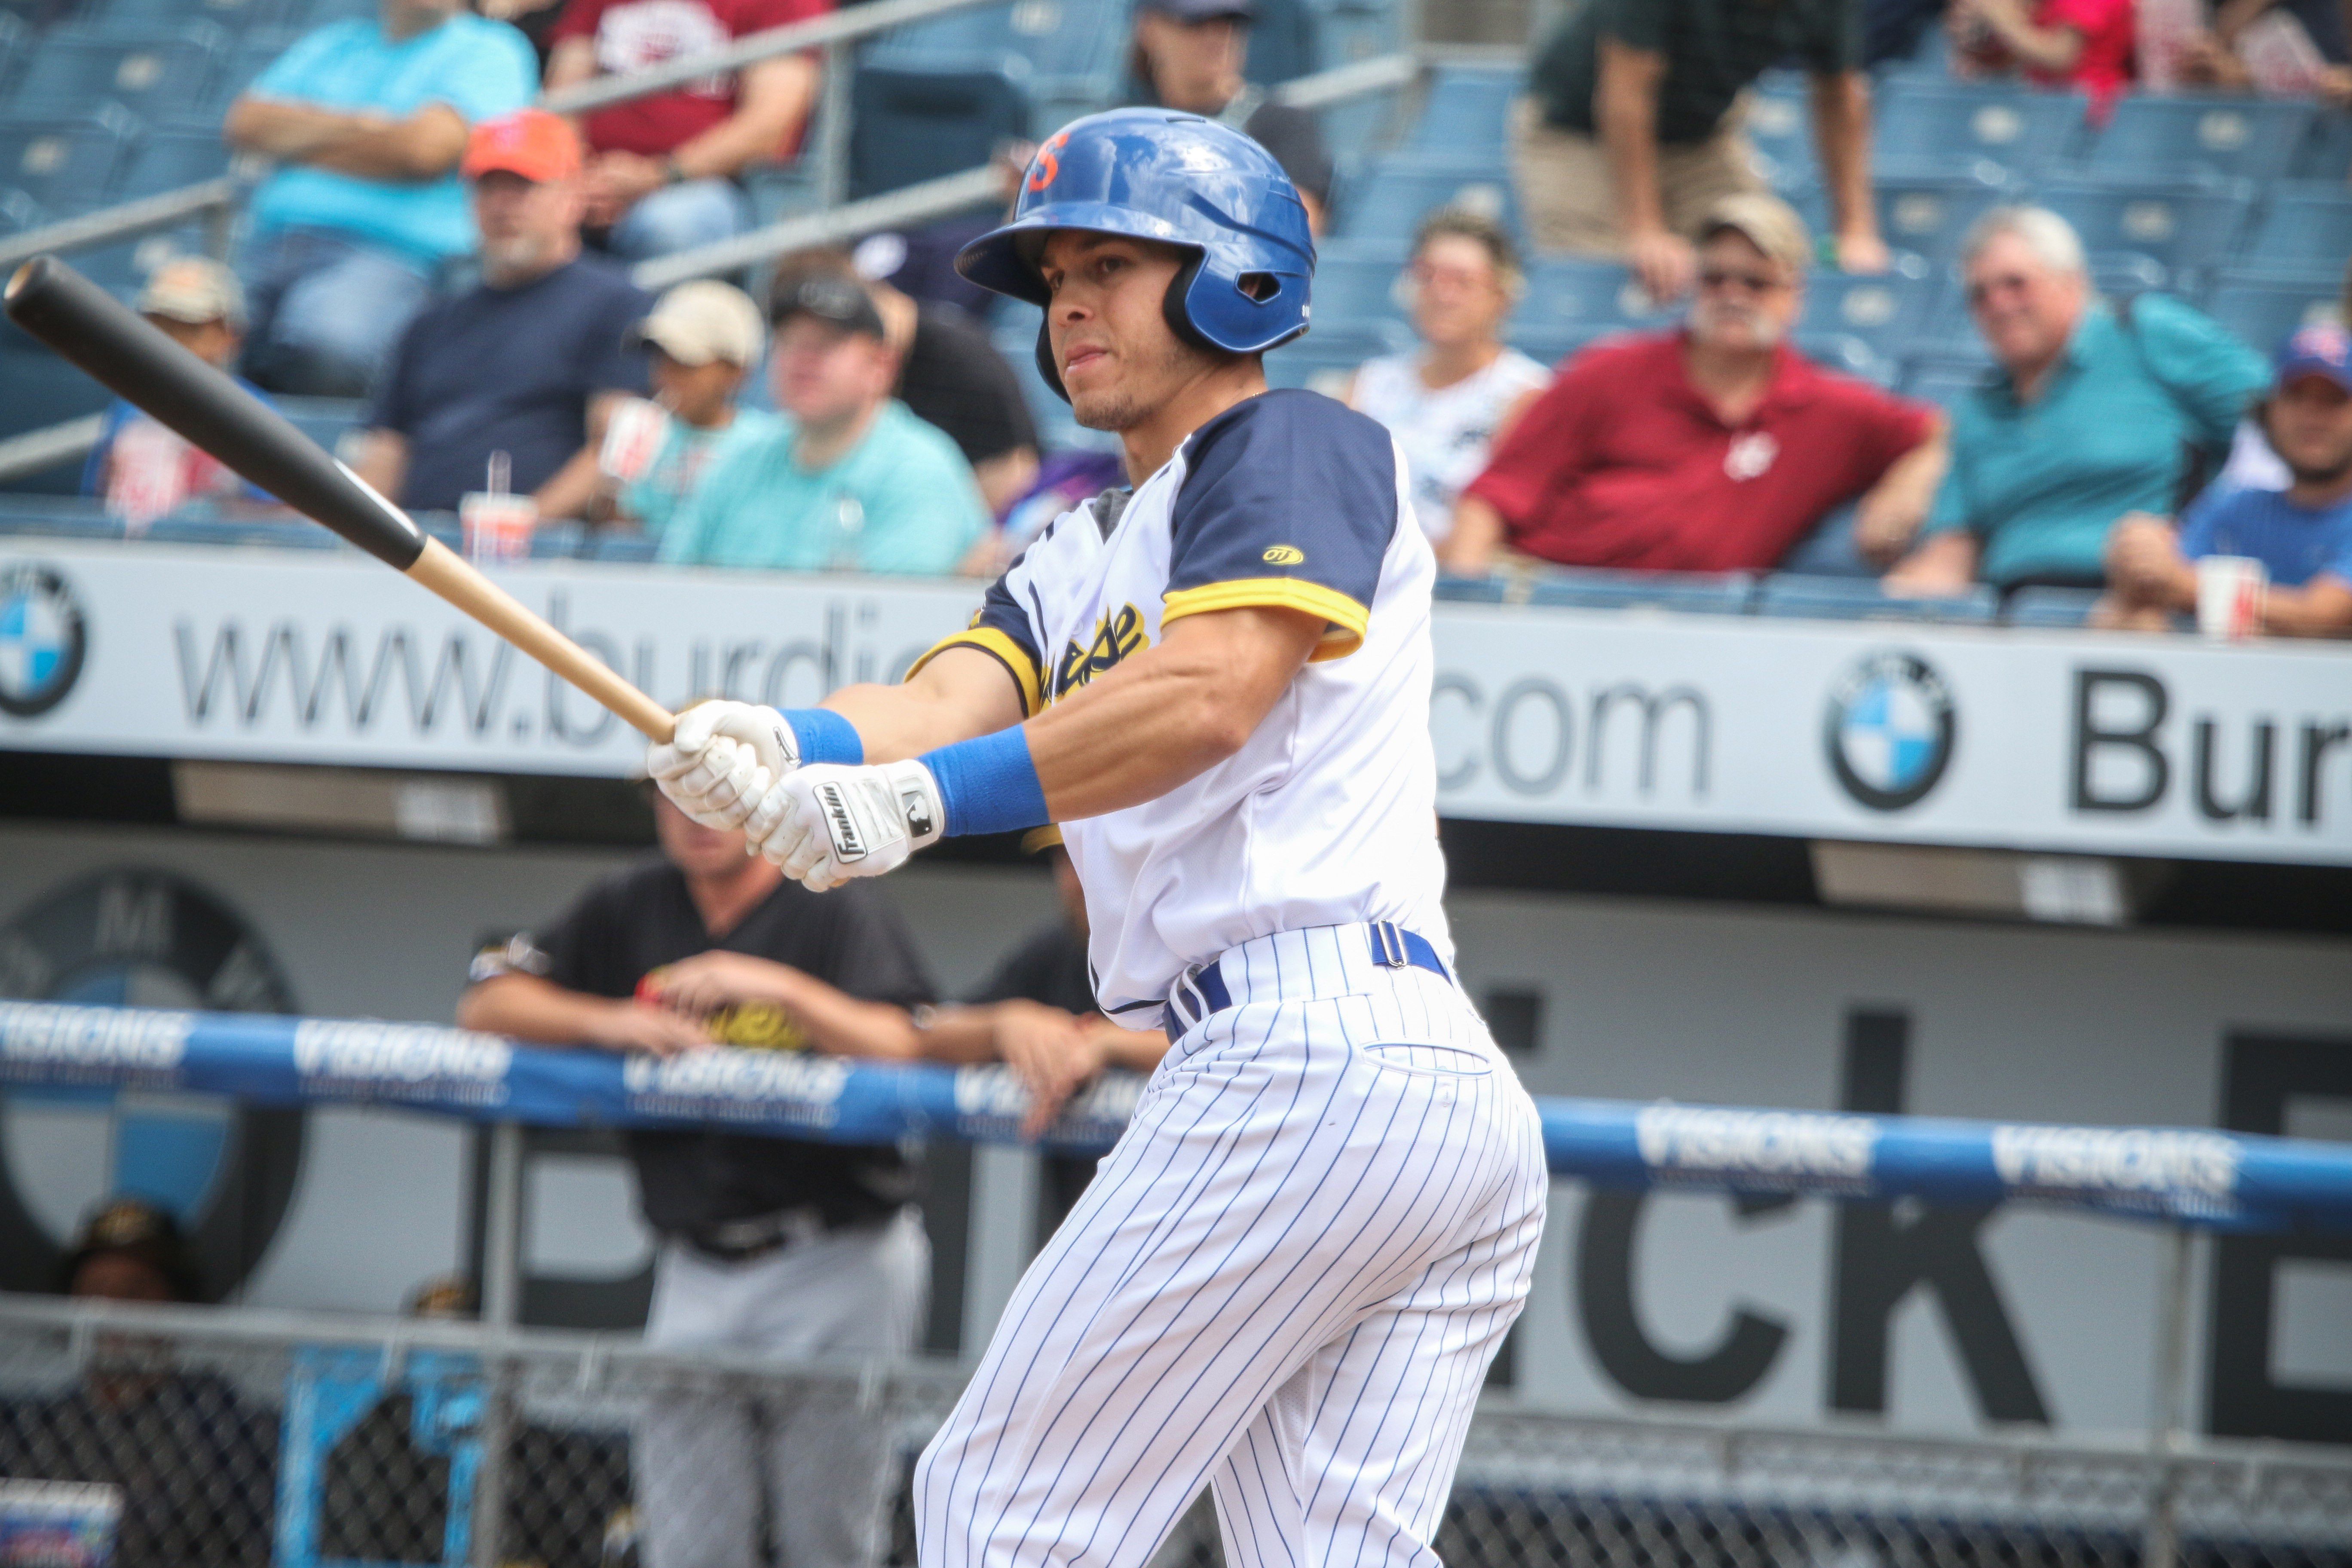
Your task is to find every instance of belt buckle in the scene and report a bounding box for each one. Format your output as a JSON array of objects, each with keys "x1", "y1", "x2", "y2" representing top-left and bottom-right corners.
[{"x1": 1370, "y1": 921, "x2": 1408, "y2": 968}]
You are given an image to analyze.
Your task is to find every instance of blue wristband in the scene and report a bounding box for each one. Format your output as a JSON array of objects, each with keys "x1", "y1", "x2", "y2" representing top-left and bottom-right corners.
[
  {"x1": 783, "y1": 708, "x2": 863, "y2": 766},
  {"x1": 919, "y1": 726, "x2": 1050, "y2": 838}
]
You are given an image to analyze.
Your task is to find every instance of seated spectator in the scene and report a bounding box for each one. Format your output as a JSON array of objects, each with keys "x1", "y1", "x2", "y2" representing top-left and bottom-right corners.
[
  {"x1": 226, "y1": 0, "x2": 537, "y2": 396},
  {"x1": 1344, "y1": 209, "x2": 1550, "y2": 547},
  {"x1": 2175, "y1": 0, "x2": 2352, "y2": 100},
  {"x1": 0, "y1": 1199, "x2": 277, "y2": 1568},
  {"x1": 1127, "y1": 0, "x2": 1333, "y2": 233},
  {"x1": 352, "y1": 111, "x2": 654, "y2": 521},
  {"x1": 1443, "y1": 196, "x2": 1944, "y2": 576},
  {"x1": 543, "y1": 0, "x2": 824, "y2": 262},
  {"x1": 656, "y1": 273, "x2": 989, "y2": 572},
  {"x1": 2097, "y1": 324, "x2": 2352, "y2": 637},
  {"x1": 1885, "y1": 207, "x2": 2268, "y2": 594},
  {"x1": 2216, "y1": 254, "x2": 2352, "y2": 493},
  {"x1": 779, "y1": 247, "x2": 1041, "y2": 515},
  {"x1": 458, "y1": 786, "x2": 936, "y2": 1568},
  {"x1": 1947, "y1": 0, "x2": 2138, "y2": 119},
  {"x1": 1516, "y1": 0, "x2": 1887, "y2": 303},
  {"x1": 83, "y1": 259, "x2": 284, "y2": 529},
  {"x1": 607, "y1": 280, "x2": 781, "y2": 540}
]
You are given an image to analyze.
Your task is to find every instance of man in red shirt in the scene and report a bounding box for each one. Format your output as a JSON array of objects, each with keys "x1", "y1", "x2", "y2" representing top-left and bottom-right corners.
[
  {"x1": 1443, "y1": 194, "x2": 1948, "y2": 577},
  {"x1": 545, "y1": 0, "x2": 827, "y2": 261}
]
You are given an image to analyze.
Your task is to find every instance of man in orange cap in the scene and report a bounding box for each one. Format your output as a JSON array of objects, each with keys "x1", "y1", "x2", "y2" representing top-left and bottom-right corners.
[{"x1": 352, "y1": 109, "x2": 655, "y2": 522}]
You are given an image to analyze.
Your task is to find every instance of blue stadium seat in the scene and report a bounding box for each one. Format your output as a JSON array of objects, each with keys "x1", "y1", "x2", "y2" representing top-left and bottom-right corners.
[
  {"x1": 848, "y1": 63, "x2": 1029, "y2": 200},
  {"x1": 0, "y1": 345, "x2": 112, "y2": 491},
  {"x1": 2082, "y1": 95, "x2": 2314, "y2": 185},
  {"x1": 1245, "y1": 0, "x2": 1317, "y2": 84},
  {"x1": 1852, "y1": 168, "x2": 2011, "y2": 263},
  {"x1": 1264, "y1": 324, "x2": 1397, "y2": 396},
  {"x1": 1795, "y1": 331, "x2": 1894, "y2": 386},
  {"x1": 84, "y1": 0, "x2": 290, "y2": 29},
  {"x1": 144, "y1": 514, "x2": 335, "y2": 548},
  {"x1": 1313, "y1": 0, "x2": 1403, "y2": 74},
  {"x1": 1901, "y1": 355, "x2": 1991, "y2": 413},
  {"x1": 1511, "y1": 327, "x2": 1605, "y2": 368},
  {"x1": 2203, "y1": 273, "x2": 2342, "y2": 351},
  {"x1": 865, "y1": 0, "x2": 1124, "y2": 104},
  {"x1": 7, "y1": 28, "x2": 226, "y2": 122},
  {"x1": 1755, "y1": 573, "x2": 1997, "y2": 622},
  {"x1": 530, "y1": 521, "x2": 586, "y2": 560},
  {"x1": 275, "y1": 396, "x2": 366, "y2": 459},
  {"x1": 593, "y1": 533, "x2": 659, "y2": 564},
  {"x1": 1798, "y1": 269, "x2": 1933, "y2": 358},
  {"x1": 1311, "y1": 251, "x2": 1407, "y2": 329},
  {"x1": 1406, "y1": 64, "x2": 1519, "y2": 159},
  {"x1": 2005, "y1": 586, "x2": 2103, "y2": 627},
  {"x1": 2037, "y1": 178, "x2": 2253, "y2": 276},
  {"x1": 117, "y1": 132, "x2": 236, "y2": 197},
  {"x1": 1513, "y1": 257, "x2": 1677, "y2": 340},
  {"x1": 1526, "y1": 567, "x2": 1755, "y2": 615},
  {"x1": 2291, "y1": 111, "x2": 2352, "y2": 181},
  {"x1": 1874, "y1": 86, "x2": 2091, "y2": 177},
  {"x1": 1433, "y1": 574, "x2": 1508, "y2": 603},
  {"x1": 1741, "y1": 78, "x2": 1815, "y2": 192},
  {"x1": 2236, "y1": 186, "x2": 2352, "y2": 279},
  {"x1": 0, "y1": 111, "x2": 138, "y2": 215},
  {"x1": 208, "y1": 30, "x2": 302, "y2": 114},
  {"x1": 1334, "y1": 156, "x2": 1518, "y2": 248}
]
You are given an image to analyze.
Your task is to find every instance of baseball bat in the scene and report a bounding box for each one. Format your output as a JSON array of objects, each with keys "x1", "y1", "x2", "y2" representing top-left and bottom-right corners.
[{"x1": 4, "y1": 254, "x2": 676, "y2": 745}]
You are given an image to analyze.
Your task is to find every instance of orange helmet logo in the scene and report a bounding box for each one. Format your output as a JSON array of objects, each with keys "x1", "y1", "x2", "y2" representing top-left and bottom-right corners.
[{"x1": 1026, "y1": 131, "x2": 1070, "y2": 193}]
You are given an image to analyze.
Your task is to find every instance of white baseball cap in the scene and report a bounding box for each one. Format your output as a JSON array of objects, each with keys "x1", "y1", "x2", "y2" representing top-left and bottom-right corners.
[
  {"x1": 634, "y1": 280, "x2": 766, "y2": 368},
  {"x1": 138, "y1": 255, "x2": 247, "y2": 329}
]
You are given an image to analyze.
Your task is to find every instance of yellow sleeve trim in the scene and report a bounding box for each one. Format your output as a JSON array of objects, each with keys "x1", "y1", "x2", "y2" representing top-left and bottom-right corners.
[
  {"x1": 1161, "y1": 578, "x2": 1370, "y2": 661},
  {"x1": 906, "y1": 627, "x2": 1043, "y2": 717}
]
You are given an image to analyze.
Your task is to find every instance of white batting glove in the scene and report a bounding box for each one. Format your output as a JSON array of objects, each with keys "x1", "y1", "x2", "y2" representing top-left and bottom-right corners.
[
  {"x1": 745, "y1": 760, "x2": 945, "y2": 891},
  {"x1": 644, "y1": 701, "x2": 802, "y2": 830}
]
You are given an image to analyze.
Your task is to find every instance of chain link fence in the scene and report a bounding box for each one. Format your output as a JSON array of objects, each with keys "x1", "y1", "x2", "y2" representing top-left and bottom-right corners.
[{"x1": 1, "y1": 1302, "x2": 2346, "y2": 1568}]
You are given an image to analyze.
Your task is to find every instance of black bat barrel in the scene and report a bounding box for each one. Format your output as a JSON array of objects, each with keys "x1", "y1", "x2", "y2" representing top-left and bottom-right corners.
[{"x1": 4, "y1": 255, "x2": 426, "y2": 572}]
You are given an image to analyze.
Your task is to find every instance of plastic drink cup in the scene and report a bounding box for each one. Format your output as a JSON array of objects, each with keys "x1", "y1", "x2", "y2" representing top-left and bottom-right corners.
[
  {"x1": 599, "y1": 396, "x2": 669, "y2": 482},
  {"x1": 2195, "y1": 554, "x2": 2267, "y2": 640},
  {"x1": 461, "y1": 491, "x2": 537, "y2": 564}
]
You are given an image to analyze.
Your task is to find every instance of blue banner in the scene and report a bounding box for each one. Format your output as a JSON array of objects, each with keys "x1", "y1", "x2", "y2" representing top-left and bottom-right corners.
[{"x1": 3, "y1": 1002, "x2": 2346, "y2": 1234}]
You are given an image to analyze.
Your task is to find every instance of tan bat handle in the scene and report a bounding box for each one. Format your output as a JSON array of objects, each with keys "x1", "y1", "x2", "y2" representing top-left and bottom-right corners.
[{"x1": 407, "y1": 537, "x2": 677, "y2": 744}]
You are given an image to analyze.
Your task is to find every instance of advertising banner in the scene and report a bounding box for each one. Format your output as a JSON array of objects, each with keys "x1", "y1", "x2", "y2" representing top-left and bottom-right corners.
[{"x1": 3, "y1": 541, "x2": 2349, "y2": 863}]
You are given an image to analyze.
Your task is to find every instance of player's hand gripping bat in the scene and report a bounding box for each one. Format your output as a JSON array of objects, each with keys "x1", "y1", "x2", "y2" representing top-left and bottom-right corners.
[{"x1": 4, "y1": 254, "x2": 677, "y2": 745}]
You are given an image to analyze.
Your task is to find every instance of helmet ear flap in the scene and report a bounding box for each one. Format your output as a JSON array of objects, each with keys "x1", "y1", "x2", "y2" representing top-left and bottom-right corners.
[
  {"x1": 1033, "y1": 316, "x2": 1069, "y2": 405},
  {"x1": 1161, "y1": 251, "x2": 1218, "y2": 353}
]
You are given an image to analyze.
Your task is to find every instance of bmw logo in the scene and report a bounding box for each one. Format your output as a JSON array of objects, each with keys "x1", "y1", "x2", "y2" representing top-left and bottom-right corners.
[
  {"x1": 1824, "y1": 651, "x2": 1956, "y2": 812},
  {"x1": 0, "y1": 561, "x2": 87, "y2": 720}
]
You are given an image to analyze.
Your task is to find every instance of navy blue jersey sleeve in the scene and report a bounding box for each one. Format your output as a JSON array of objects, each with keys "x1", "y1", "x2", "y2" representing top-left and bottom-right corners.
[
  {"x1": 1161, "y1": 390, "x2": 1400, "y2": 660},
  {"x1": 905, "y1": 549, "x2": 1047, "y2": 716}
]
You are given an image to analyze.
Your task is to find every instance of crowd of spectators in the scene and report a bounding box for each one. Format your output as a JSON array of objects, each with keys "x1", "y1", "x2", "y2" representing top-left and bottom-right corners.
[{"x1": 32, "y1": 0, "x2": 2347, "y2": 638}]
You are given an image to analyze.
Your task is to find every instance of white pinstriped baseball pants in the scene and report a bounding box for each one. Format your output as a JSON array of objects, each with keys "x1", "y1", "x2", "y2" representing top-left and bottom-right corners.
[{"x1": 913, "y1": 923, "x2": 1550, "y2": 1568}]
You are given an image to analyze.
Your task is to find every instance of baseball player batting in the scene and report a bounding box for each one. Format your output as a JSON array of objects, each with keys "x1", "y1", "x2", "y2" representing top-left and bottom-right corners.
[{"x1": 649, "y1": 108, "x2": 1549, "y2": 1568}]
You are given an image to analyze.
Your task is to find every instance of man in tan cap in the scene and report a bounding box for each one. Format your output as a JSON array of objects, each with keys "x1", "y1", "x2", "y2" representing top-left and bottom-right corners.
[
  {"x1": 83, "y1": 256, "x2": 286, "y2": 527},
  {"x1": 1444, "y1": 193, "x2": 1948, "y2": 576},
  {"x1": 603, "y1": 279, "x2": 781, "y2": 541}
]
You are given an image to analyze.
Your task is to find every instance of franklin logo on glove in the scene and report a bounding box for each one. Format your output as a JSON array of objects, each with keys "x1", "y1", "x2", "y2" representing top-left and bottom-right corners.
[{"x1": 815, "y1": 781, "x2": 868, "y2": 860}]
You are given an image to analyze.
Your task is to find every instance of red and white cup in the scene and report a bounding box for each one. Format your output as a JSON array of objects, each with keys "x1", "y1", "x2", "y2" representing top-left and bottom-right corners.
[
  {"x1": 2195, "y1": 554, "x2": 2267, "y2": 640},
  {"x1": 461, "y1": 490, "x2": 538, "y2": 564},
  {"x1": 599, "y1": 396, "x2": 670, "y2": 483}
]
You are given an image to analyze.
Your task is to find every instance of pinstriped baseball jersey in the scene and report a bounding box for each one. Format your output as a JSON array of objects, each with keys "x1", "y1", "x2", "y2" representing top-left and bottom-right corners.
[{"x1": 910, "y1": 389, "x2": 1453, "y2": 1024}]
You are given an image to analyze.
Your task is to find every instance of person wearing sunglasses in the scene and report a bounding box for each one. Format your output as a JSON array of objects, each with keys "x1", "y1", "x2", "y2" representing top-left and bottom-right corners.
[
  {"x1": 1443, "y1": 194, "x2": 1943, "y2": 578},
  {"x1": 1883, "y1": 207, "x2": 2268, "y2": 597}
]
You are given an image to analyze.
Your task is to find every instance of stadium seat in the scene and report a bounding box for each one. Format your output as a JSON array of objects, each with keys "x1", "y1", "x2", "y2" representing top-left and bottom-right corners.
[
  {"x1": 144, "y1": 514, "x2": 334, "y2": 548},
  {"x1": 1794, "y1": 331, "x2": 1894, "y2": 386},
  {"x1": 848, "y1": 63, "x2": 1030, "y2": 200},
  {"x1": 2290, "y1": 111, "x2": 2352, "y2": 181},
  {"x1": 1755, "y1": 573, "x2": 1997, "y2": 622},
  {"x1": 84, "y1": 0, "x2": 290, "y2": 27},
  {"x1": 2236, "y1": 186, "x2": 2352, "y2": 279},
  {"x1": 865, "y1": 0, "x2": 1124, "y2": 105},
  {"x1": 1901, "y1": 355, "x2": 1991, "y2": 412},
  {"x1": 1798, "y1": 269, "x2": 1933, "y2": 358},
  {"x1": 530, "y1": 521, "x2": 586, "y2": 560},
  {"x1": 1264, "y1": 324, "x2": 1398, "y2": 397},
  {"x1": 2082, "y1": 95, "x2": 2314, "y2": 186},
  {"x1": 1742, "y1": 78, "x2": 1815, "y2": 192},
  {"x1": 6, "y1": 28, "x2": 226, "y2": 123},
  {"x1": 2037, "y1": 178, "x2": 2252, "y2": 276},
  {"x1": 1513, "y1": 257, "x2": 1677, "y2": 341},
  {"x1": 1406, "y1": 64, "x2": 1518, "y2": 158},
  {"x1": 0, "y1": 345, "x2": 112, "y2": 492},
  {"x1": 1847, "y1": 168, "x2": 2011, "y2": 264},
  {"x1": 1526, "y1": 567, "x2": 1755, "y2": 615},
  {"x1": 1244, "y1": 0, "x2": 1317, "y2": 84},
  {"x1": 2005, "y1": 586, "x2": 2103, "y2": 627},
  {"x1": 275, "y1": 396, "x2": 367, "y2": 461},
  {"x1": 2203, "y1": 274, "x2": 2342, "y2": 351},
  {"x1": 1512, "y1": 327, "x2": 1606, "y2": 368},
  {"x1": 593, "y1": 533, "x2": 659, "y2": 564},
  {"x1": 1335, "y1": 156, "x2": 1519, "y2": 248},
  {"x1": 1873, "y1": 86, "x2": 2091, "y2": 177},
  {"x1": 117, "y1": 132, "x2": 236, "y2": 197},
  {"x1": 1311, "y1": 251, "x2": 1407, "y2": 329},
  {"x1": 0, "y1": 111, "x2": 138, "y2": 215},
  {"x1": 208, "y1": 31, "x2": 302, "y2": 116},
  {"x1": 1433, "y1": 574, "x2": 1508, "y2": 603}
]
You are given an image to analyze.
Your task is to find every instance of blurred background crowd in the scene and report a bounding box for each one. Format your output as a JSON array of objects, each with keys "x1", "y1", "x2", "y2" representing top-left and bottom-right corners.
[{"x1": 3, "y1": 0, "x2": 2351, "y2": 636}]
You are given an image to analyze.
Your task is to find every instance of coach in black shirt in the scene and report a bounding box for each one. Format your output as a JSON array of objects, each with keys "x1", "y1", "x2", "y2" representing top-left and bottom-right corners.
[{"x1": 459, "y1": 787, "x2": 933, "y2": 1568}]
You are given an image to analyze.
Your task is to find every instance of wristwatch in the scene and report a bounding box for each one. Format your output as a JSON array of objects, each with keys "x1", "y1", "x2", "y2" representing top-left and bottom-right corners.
[{"x1": 661, "y1": 155, "x2": 686, "y2": 187}]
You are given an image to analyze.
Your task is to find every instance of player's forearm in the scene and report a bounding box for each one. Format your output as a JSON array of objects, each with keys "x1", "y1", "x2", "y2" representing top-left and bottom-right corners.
[
  {"x1": 1024, "y1": 606, "x2": 1320, "y2": 822},
  {"x1": 821, "y1": 647, "x2": 1027, "y2": 763},
  {"x1": 458, "y1": 974, "x2": 616, "y2": 1044}
]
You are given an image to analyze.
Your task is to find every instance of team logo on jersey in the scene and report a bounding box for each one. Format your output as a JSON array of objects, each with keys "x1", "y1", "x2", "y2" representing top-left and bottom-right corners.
[
  {"x1": 1261, "y1": 545, "x2": 1305, "y2": 566},
  {"x1": 0, "y1": 562, "x2": 87, "y2": 719},
  {"x1": 1824, "y1": 650, "x2": 1956, "y2": 812},
  {"x1": 1051, "y1": 602, "x2": 1147, "y2": 701}
]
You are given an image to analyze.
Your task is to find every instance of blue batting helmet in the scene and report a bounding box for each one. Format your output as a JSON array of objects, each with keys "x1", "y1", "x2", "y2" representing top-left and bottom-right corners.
[{"x1": 956, "y1": 108, "x2": 1314, "y2": 400}]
